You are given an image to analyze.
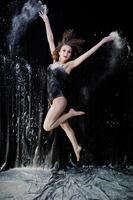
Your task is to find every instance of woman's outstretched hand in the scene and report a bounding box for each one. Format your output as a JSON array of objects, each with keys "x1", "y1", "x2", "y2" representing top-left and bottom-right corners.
[
  {"x1": 39, "y1": 11, "x2": 48, "y2": 23},
  {"x1": 101, "y1": 35, "x2": 114, "y2": 44}
]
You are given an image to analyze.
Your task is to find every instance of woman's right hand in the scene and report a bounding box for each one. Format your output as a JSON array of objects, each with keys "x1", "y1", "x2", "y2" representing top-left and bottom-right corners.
[{"x1": 39, "y1": 11, "x2": 48, "y2": 23}]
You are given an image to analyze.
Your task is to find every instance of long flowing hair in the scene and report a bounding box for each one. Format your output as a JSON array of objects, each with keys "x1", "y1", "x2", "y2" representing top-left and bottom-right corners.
[{"x1": 52, "y1": 29, "x2": 85, "y2": 61}]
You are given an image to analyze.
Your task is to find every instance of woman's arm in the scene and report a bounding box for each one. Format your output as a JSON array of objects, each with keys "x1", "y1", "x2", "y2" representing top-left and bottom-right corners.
[
  {"x1": 39, "y1": 11, "x2": 55, "y2": 55},
  {"x1": 65, "y1": 35, "x2": 114, "y2": 72}
]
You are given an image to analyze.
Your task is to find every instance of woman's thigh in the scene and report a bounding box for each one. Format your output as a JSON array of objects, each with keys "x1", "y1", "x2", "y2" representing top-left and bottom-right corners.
[{"x1": 44, "y1": 96, "x2": 67, "y2": 125}]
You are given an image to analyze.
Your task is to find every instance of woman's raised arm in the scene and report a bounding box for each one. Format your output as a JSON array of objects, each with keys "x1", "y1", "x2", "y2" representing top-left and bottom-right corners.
[
  {"x1": 39, "y1": 11, "x2": 55, "y2": 55},
  {"x1": 66, "y1": 35, "x2": 114, "y2": 72}
]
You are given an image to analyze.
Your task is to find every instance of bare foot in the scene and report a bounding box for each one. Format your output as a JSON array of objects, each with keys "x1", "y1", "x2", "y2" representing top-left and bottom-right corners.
[
  {"x1": 69, "y1": 108, "x2": 85, "y2": 117},
  {"x1": 75, "y1": 145, "x2": 82, "y2": 161}
]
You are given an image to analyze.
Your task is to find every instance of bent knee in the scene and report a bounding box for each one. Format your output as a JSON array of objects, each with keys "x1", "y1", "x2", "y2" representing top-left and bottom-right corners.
[{"x1": 43, "y1": 122, "x2": 52, "y2": 132}]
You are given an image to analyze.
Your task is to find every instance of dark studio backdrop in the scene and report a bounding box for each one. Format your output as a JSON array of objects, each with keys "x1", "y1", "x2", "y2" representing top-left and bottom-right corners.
[{"x1": 0, "y1": 0, "x2": 133, "y2": 170}]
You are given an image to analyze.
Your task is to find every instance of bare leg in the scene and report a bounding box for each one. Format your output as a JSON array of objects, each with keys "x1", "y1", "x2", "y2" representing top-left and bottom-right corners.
[
  {"x1": 43, "y1": 97, "x2": 85, "y2": 131},
  {"x1": 60, "y1": 121, "x2": 82, "y2": 161},
  {"x1": 48, "y1": 108, "x2": 85, "y2": 130}
]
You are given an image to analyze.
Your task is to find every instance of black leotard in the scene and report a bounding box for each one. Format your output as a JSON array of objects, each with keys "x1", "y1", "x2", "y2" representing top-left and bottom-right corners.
[{"x1": 47, "y1": 62, "x2": 68, "y2": 104}]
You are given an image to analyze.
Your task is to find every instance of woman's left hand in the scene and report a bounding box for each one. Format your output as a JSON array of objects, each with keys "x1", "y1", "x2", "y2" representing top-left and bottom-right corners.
[{"x1": 102, "y1": 35, "x2": 114, "y2": 43}]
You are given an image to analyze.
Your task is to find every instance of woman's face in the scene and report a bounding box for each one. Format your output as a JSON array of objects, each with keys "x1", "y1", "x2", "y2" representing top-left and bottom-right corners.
[{"x1": 59, "y1": 45, "x2": 72, "y2": 63}]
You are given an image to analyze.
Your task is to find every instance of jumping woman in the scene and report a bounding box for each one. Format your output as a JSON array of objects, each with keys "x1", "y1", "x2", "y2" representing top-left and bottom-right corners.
[{"x1": 39, "y1": 10, "x2": 114, "y2": 161}]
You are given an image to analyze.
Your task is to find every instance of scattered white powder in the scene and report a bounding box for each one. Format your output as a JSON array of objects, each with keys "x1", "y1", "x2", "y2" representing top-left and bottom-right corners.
[{"x1": 109, "y1": 31, "x2": 123, "y2": 49}]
